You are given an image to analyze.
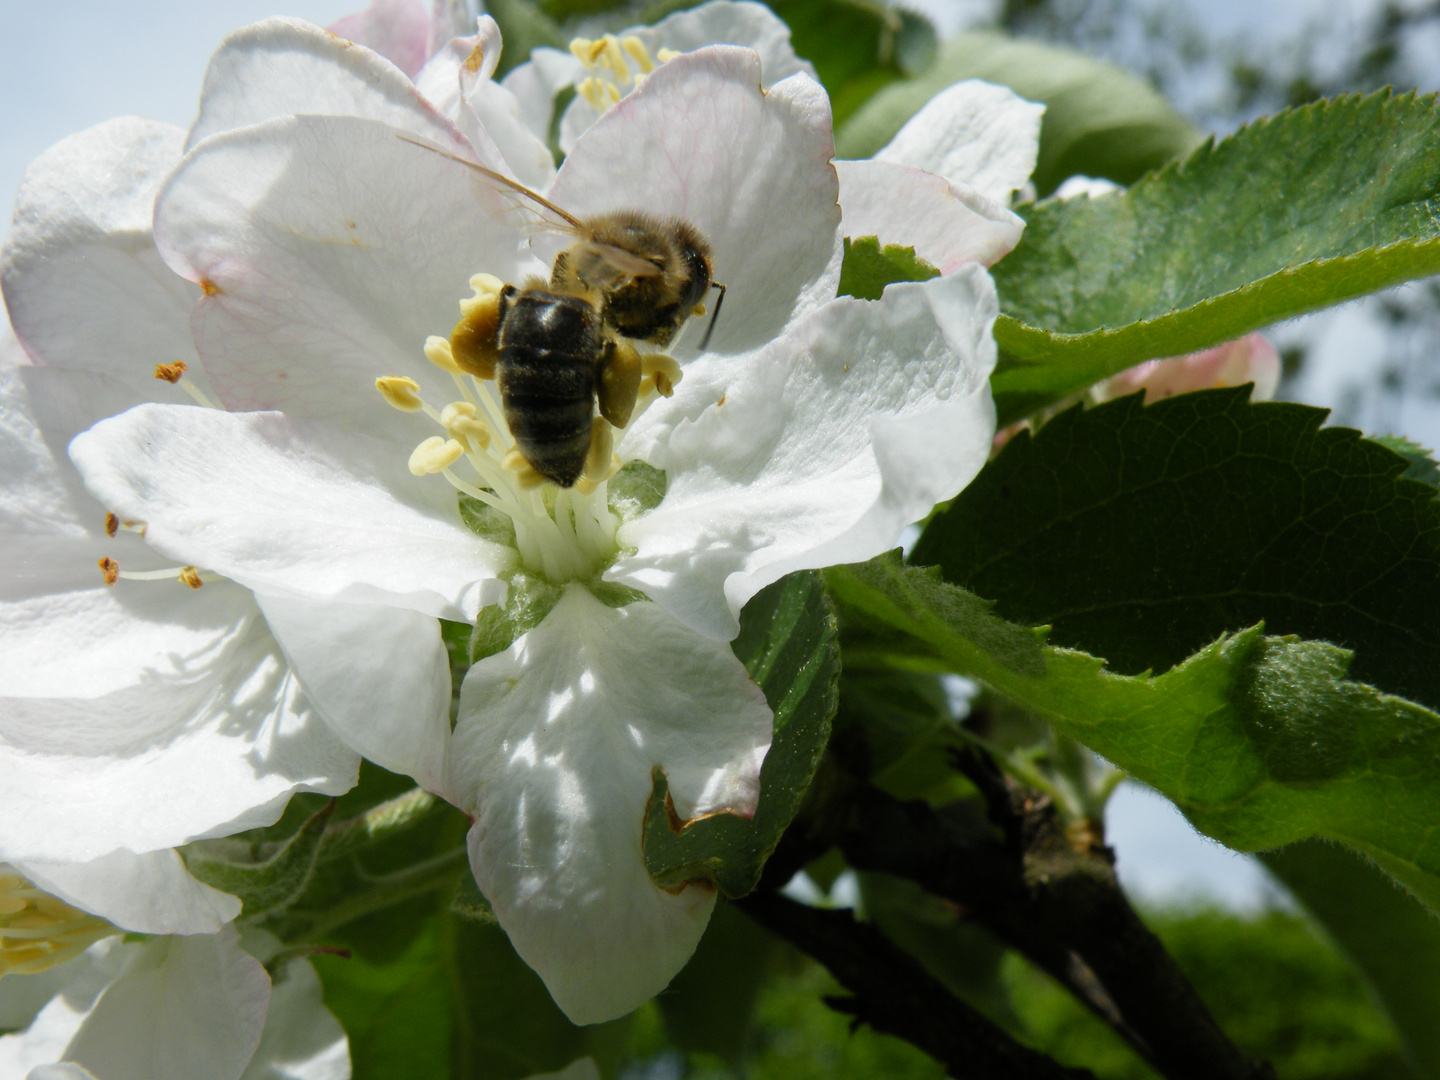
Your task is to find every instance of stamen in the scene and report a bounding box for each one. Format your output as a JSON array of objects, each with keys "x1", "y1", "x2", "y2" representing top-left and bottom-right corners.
[
  {"x1": 107, "y1": 563, "x2": 215, "y2": 587},
  {"x1": 441, "y1": 401, "x2": 493, "y2": 449},
  {"x1": 501, "y1": 450, "x2": 546, "y2": 489},
  {"x1": 569, "y1": 37, "x2": 607, "y2": 66},
  {"x1": 98, "y1": 557, "x2": 119, "y2": 585},
  {"x1": 154, "y1": 360, "x2": 222, "y2": 409},
  {"x1": 577, "y1": 76, "x2": 606, "y2": 113},
  {"x1": 600, "y1": 36, "x2": 631, "y2": 83},
  {"x1": 622, "y1": 36, "x2": 657, "y2": 74},
  {"x1": 425, "y1": 336, "x2": 463, "y2": 375},
  {"x1": 179, "y1": 567, "x2": 204, "y2": 590},
  {"x1": 409, "y1": 436, "x2": 465, "y2": 476},
  {"x1": 104, "y1": 512, "x2": 119, "y2": 538},
  {"x1": 377, "y1": 376, "x2": 424, "y2": 412},
  {"x1": 153, "y1": 361, "x2": 187, "y2": 384},
  {"x1": 657, "y1": 47, "x2": 681, "y2": 63},
  {"x1": 0, "y1": 870, "x2": 114, "y2": 978}
]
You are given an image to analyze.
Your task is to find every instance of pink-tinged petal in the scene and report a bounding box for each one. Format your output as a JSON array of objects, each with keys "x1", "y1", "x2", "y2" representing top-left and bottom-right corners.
[
  {"x1": 0, "y1": 583, "x2": 359, "y2": 863},
  {"x1": 548, "y1": 47, "x2": 842, "y2": 360},
  {"x1": 155, "y1": 113, "x2": 540, "y2": 447},
  {"x1": 1, "y1": 118, "x2": 205, "y2": 392},
  {"x1": 258, "y1": 593, "x2": 451, "y2": 791},
  {"x1": 446, "y1": 587, "x2": 771, "y2": 1024},
  {"x1": 836, "y1": 159, "x2": 1024, "y2": 271},
  {"x1": 186, "y1": 17, "x2": 478, "y2": 157},
  {"x1": 70, "y1": 404, "x2": 512, "y2": 620},
  {"x1": 63, "y1": 927, "x2": 270, "y2": 1080},
  {"x1": 16, "y1": 850, "x2": 240, "y2": 935},
  {"x1": 877, "y1": 80, "x2": 1044, "y2": 205},
  {"x1": 1098, "y1": 334, "x2": 1282, "y2": 403},
  {"x1": 329, "y1": 0, "x2": 432, "y2": 78},
  {"x1": 613, "y1": 269, "x2": 998, "y2": 640}
]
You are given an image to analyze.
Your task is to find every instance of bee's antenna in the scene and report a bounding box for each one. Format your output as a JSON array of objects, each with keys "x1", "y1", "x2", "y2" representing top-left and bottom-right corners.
[{"x1": 699, "y1": 282, "x2": 726, "y2": 351}]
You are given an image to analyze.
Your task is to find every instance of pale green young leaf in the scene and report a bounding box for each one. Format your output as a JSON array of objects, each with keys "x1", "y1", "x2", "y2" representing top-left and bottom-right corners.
[
  {"x1": 826, "y1": 553, "x2": 1440, "y2": 914},
  {"x1": 990, "y1": 91, "x2": 1440, "y2": 424}
]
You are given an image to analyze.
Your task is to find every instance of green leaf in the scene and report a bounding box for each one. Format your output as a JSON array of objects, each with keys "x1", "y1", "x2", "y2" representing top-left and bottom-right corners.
[
  {"x1": 825, "y1": 552, "x2": 1440, "y2": 913},
  {"x1": 643, "y1": 571, "x2": 840, "y2": 895},
  {"x1": 913, "y1": 389, "x2": 1440, "y2": 712},
  {"x1": 837, "y1": 236, "x2": 940, "y2": 301},
  {"x1": 835, "y1": 30, "x2": 1200, "y2": 195},
  {"x1": 1373, "y1": 434, "x2": 1440, "y2": 489},
  {"x1": 487, "y1": 0, "x2": 563, "y2": 78},
  {"x1": 989, "y1": 90, "x2": 1440, "y2": 424},
  {"x1": 1263, "y1": 840, "x2": 1440, "y2": 1077}
]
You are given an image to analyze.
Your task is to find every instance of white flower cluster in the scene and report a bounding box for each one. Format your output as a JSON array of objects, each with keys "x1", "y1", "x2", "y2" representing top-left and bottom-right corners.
[{"x1": 0, "y1": 0, "x2": 1043, "y2": 1068}]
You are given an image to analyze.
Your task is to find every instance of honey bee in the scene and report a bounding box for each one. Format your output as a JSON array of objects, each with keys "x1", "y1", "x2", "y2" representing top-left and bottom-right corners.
[{"x1": 399, "y1": 137, "x2": 725, "y2": 488}]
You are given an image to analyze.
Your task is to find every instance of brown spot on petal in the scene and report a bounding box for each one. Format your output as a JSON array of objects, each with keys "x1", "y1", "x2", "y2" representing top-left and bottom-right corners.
[
  {"x1": 716, "y1": 392, "x2": 726, "y2": 407},
  {"x1": 199, "y1": 278, "x2": 221, "y2": 296},
  {"x1": 153, "y1": 361, "x2": 187, "y2": 383},
  {"x1": 104, "y1": 513, "x2": 119, "y2": 538},
  {"x1": 98, "y1": 557, "x2": 119, "y2": 586}
]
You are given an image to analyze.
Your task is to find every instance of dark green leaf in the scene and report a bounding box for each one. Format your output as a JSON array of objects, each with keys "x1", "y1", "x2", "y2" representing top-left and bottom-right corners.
[
  {"x1": 487, "y1": 0, "x2": 564, "y2": 78},
  {"x1": 643, "y1": 571, "x2": 840, "y2": 895},
  {"x1": 989, "y1": 90, "x2": 1440, "y2": 423},
  {"x1": 1263, "y1": 840, "x2": 1440, "y2": 1077},
  {"x1": 913, "y1": 389, "x2": 1440, "y2": 711},
  {"x1": 183, "y1": 801, "x2": 334, "y2": 919},
  {"x1": 826, "y1": 552, "x2": 1440, "y2": 913},
  {"x1": 835, "y1": 30, "x2": 1200, "y2": 195},
  {"x1": 765, "y1": 0, "x2": 917, "y2": 124},
  {"x1": 837, "y1": 236, "x2": 940, "y2": 301}
]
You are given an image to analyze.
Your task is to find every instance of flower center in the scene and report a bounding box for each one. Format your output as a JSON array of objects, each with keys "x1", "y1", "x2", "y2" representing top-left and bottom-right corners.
[
  {"x1": 377, "y1": 273, "x2": 682, "y2": 585},
  {"x1": 0, "y1": 870, "x2": 114, "y2": 977},
  {"x1": 569, "y1": 34, "x2": 678, "y2": 115}
]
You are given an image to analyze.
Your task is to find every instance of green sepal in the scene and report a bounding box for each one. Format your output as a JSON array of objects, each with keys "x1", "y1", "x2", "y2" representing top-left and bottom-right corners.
[
  {"x1": 643, "y1": 570, "x2": 840, "y2": 895},
  {"x1": 838, "y1": 236, "x2": 940, "y2": 301},
  {"x1": 989, "y1": 90, "x2": 1440, "y2": 423},
  {"x1": 183, "y1": 800, "x2": 335, "y2": 920}
]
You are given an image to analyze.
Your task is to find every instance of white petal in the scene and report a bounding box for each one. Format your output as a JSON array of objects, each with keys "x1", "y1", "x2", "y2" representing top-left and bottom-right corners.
[
  {"x1": 15, "y1": 850, "x2": 240, "y2": 935},
  {"x1": 836, "y1": 159, "x2": 1024, "y2": 271},
  {"x1": 556, "y1": 0, "x2": 815, "y2": 153},
  {"x1": 70, "y1": 404, "x2": 512, "y2": 620},
  {"x1": 154, "y1": 113, "x2": 538, "y2": 446},
  {"x1": 328, "y1": 0, "x2": 432, "y2": 78},
  {"x1": 187, "y1": 17, "x2": 476, "y2": 154},
  {"x1": 612, "y1": 269, "x2": 998, "y2": 640},
  {"x1": 63, "y1": 927, "x2": 271, "y2": 1080},
  {"x1": 500, "y1": 49, "x2": 583, "y2": 144},
  {"x1": 547, "y1": 47, "x2": 842, "y2": 360},
  {"x1": 238, "y1": 955, "x2": 349, "y2": 1080},
  {"x1": 876, "y1": 80, "x2": 1044, "y2": 205},
  {"x1": 258, "y1": 593, "x2": 451, "y2": 791},
  {"x1": 0, "y1": 118, "x2": 206, "y2": 392},
  {"x1": 0, "y1": 587, "x2": 359, "y2": 863},
  {"x1": 0, "y1": 940, "x2": 129, "y2": 1076},
  {"x1": 446, "y1": 587, "x2": 771, "y2": 1024}
]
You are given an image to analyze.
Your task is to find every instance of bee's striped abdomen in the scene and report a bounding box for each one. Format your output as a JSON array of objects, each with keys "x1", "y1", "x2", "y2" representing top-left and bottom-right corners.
[{"x1": 496, "y1": 290, "x2": 602, "y2": 487}]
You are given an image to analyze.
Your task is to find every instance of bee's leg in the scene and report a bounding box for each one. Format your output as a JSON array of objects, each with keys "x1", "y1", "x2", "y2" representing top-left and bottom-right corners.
[
  {"x1": 448, "y1": 275, "x2": 511, "y2": 380},
  {"x1": 575, "y1": 418, "x2": 621, "y2": 494},
  {"x1": 596, "y1": 339, "x2": 643, "y2": 428}
]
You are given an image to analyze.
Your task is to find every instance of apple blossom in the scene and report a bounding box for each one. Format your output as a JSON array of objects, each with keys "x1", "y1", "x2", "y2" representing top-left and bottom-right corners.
[
  {"x1": 58, "y1": 14, "x2": 999, "y2": 1025},
  {"x1": 1094, "y1": 334, "x2": 1282, "y2": 404}
]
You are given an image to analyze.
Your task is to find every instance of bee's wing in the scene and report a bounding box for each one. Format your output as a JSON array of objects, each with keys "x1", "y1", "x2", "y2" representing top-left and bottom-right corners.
[
  {"x1": 566, "y1": 241, "x2": 664, "y2": 291},
  {"x1": 394, "y1": 135, "x2": 585, "y2": 235}
]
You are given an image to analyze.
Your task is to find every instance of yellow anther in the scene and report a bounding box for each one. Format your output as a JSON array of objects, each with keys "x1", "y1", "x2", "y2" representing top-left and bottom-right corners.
[
  {"x1": 98, "y1": 557, "x2": 119, "y2": 586},
  {"x1": 460, "y1": 273, "x2": 506, "y2": 317},
  {"x1": 441, "y1": 401, "x2": 493, "y2": 448},
  {"x1": 654, "y1": 370, "x2": 676, "y2": 398},
  {"x1": 425, "y1": 335, "x2": 463, "y2": 375},
  {"x1": 377, "y1": 375, "x2": 424, "y2": 412},
  {"x1": 104, "y1": 512, "x2": 119, "y2": 538},
  {"x1": 153, "y1": 360, "x2": 187, "y2": 383},
  {"x1": 583, "y1": 418, "x2": 615, "y2": 485},
  {"x1": 622, "y1": 36, "x2": 656, "y2": 74},
  {"x1": 409, "y1": 436, "x2": 464, "y2": 476},
  {"x1": 600, "y1": 35, "x2": 630, "y2": 82},
  {"x1": 641, "y1": 354, "x2": 682, "y2": 395},
  {"x1": 577, "y1": 77, "x2": 606, "y2": 113},
  {"x1": 569, "y1": 37, "x2": 607, "y2": 66},
  {"x1": 0, "y1": 871, "x2": 114, "y2": 978},
  {"x1": 179, "y1": 567, "x2": 203, "y2": 590},
  {"x1": 501, "y1": 450, "x2": 546, "y2": 489},
  {"x1": 605, "y1": 82, "x2": 623, "y2": 106},
  {"x1": 657, "y1": 47, "x2": 681, "y2": 63}
]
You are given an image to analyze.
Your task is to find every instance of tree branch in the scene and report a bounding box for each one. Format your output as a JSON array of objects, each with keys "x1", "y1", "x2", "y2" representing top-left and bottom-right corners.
[{"x1": 736, "y1": 890, "x2": 1096, "y2": 1080}]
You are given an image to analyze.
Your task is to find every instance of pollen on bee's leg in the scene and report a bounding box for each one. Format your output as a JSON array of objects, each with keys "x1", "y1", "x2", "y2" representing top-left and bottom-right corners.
[
  {"x1": 441, "y1": 401, "x2": 492, "y2": 449},
  {"x1": 377, "y1": 375, "x2": 424, "y2": 412},
  {"x1": 409, "y1": 436, "x2": 465, "y2": 476},
  {"x1": 450, "y1": 274, "x2": 504, "y2": 380},
  {"x1": 98, "y1": 557, "x2": 119, "y2": 585},
  {"x1": 501, "y1": 450, "x2": 546, "y2": 489}
]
